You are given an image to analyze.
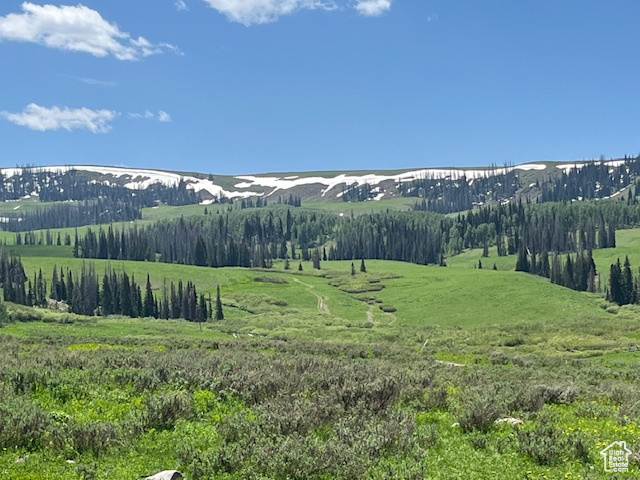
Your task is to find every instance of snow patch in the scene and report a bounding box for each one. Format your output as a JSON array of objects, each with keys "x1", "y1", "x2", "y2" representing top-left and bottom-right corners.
[
  {"x1": 514, "y1": 163, "x2": 547, "y2": 171},
  {"x1": 0, "y1": 165, "x2": 256, "y2": 199},
  {"x1": 235, "y1": 165, "x2": 535, "y2": 198}
]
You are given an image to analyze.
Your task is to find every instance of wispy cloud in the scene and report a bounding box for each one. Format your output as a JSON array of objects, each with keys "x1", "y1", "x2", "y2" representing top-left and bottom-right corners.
[
  {"x1": 354, "y1": 0, "x2": 391, "y2": 17},
  {"x1": 1, "y1": 104, "x2": 116, "y2": 133},
  {"x1": 78, "y1": 77, "x2": 117, "y2": 87},
  {"x1": 158, "y1": 110, "x2": 171, "y2": 122},
  {"x1": 0, "y1": 3, "x2": 179, "y2": 60},
  {"x1": 175, "y1": 0, "x2": 189, "y2": 11},
  {"x1": 203, "y1": 0, "x2": 338, "y2": 26},
  {"x1": 128, "y1": 110, "x2": 172, "y2": 122}
]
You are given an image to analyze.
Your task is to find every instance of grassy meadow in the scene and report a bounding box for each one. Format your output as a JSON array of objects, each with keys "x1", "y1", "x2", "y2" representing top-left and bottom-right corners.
[{"x1": 1, "y1": 204, "x2": 640, "y2": 479}]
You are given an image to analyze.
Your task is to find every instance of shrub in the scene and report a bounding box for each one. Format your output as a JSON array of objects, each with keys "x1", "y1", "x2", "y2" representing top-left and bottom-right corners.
[
  {"x1": 457, "y1": 389, "x2": 501, "y2": 433},
  {"x1": 0, "y1": 398, "x2": 54, "y2": 449},
  {"x1": 516, "y1": 410, "x2": 567, "y2": 466},
  {"x1": 502, "y1": 337, "x2": 524, "y2": 347},
  {"x1": 142, "y1": 391, "x2": 194, "y2": 430},
  {"x1": 70, "y1": 420, "x2": 121, "y2": 455},
  {"x1": 254, "y1": 276, "x2": 288, "y2": 284}
]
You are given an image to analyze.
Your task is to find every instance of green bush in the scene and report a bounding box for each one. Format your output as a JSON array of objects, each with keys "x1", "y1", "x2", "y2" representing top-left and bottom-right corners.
[
  {"x1": 457, "y1": 388, "x2": 501, "y2": 433},
  {"x1": 0, "y1": 398, "x2": 54, "y2": 449},
  {"x1": 516, "y1": 410, "x2": 568, "y2": 466},
  {"x1": 142, "y1": 391, "x2": 194, "y2": 430}
]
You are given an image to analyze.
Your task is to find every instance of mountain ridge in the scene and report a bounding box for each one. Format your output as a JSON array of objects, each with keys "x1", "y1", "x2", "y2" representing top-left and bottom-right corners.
[{"x1": 0, "y1": 156, "x2": 635, "y2": 208}]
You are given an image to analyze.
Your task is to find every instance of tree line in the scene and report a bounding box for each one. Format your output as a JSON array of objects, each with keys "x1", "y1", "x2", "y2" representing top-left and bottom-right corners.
[
  {"x1": 608, "y1": 256, "x2": 640, "y2": 306},
  {"x1": 0, "y1": 253, "x2": 224, "y2": 321},
  {"x1": 2, "y1": 198, "x2": 142, "y2": 232},
  {"x1": 540, "y1": 155, "x2": 640, "y2": 203},
  {"x1": 0, "y1": 167, "x2": 199, "y2": 205},
  {"x1": 407, "y1": 168, "x2": 521, "y2": 214},
  {"x1": 67, "y1": 197, "x2": 640, "y2": 269}
]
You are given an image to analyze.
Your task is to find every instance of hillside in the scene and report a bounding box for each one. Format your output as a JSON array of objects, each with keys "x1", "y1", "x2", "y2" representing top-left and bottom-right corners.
[
  {"x1": 1, "y1": 156, "x2": 637, "y2": 209},
  {"x1": 1, "y1": 158, "x2": 640, "y2": 479}
]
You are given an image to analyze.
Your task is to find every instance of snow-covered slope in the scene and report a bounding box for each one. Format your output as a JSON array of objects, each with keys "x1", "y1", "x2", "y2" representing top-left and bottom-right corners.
[
  {"x1": 0, "y1": 165, "x2": 256, "y2": 199},
  {"x1": 235, "y1": 163, "x2": 547, "y2": 198},
  {"x1": 0, "y1": 160, "x2": 625, "y2": 202}
]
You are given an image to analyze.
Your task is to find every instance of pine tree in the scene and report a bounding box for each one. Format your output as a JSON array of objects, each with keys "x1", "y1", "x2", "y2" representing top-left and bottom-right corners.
[
  {"x1": 120, "y1": 272, "x2": 132, "y2": 317},
  {"x1": 360, "y1": 258, "x2": 366, "y2": 273},
  {"x1": 101, "y1": 273, "x2": 113, "y2": 315},
  {"x1": 563, "y1": 254, "x2": 575, "y2": 289},
  {"x1": 621, "y1": 256, "x2": 634, "y2": 304},
  {"x1": 587, "y1": 265, "x2": 596, "y2": 293},
  {"x1": 515, "y1": 247, "x2": 529, "y2": 272},
  {"x1": 608, "y1": 223, "x2": 616, "y2": 248},
  {"x1": 351, "y1": 262, "x2": 356, "y2": 276},
  {"x1": 143, "y1": 274, "x2": 155, "y2": 318},
  {"x1": 298, "y1": 262, "x2": 303, "y2": 271},
  {"x1": 609, "y1": 259, "x2": 623, "y2": 305},
  {"x1": 198, "y1": 293, "x2": 208, "y2": 323},
  {"x1": 50, "y1": 266, "x2": 59, "y2": 301},
  {"x1": 215, "y1": 285, "x2": 224, "y2": 320},
  {"x1": 312, "y1": 248, "x2": 321, "y2": 269}
]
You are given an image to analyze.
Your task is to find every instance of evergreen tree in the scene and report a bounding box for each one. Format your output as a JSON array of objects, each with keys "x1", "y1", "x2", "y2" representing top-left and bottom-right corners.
[
  {"x1": 298, "y1": 262, "x2": 303, "y2": 271},
  {"x1": 351, "y1": 262, "x2": 356, "y2": 276},
  {"x1": 515, "y1": 247, "x2": 529, "y2": 272},
  {"x1": 608, "y1": 223, "x2": 616, "y2": 248},
  {"x1": 360, "y1": 258, "x2": 366, "y2": 273},
  {"x1": 563, "y1": 254, "x2": 575, "y2": 289},
  {"x1": 215, "y1": 285, "x2": 224, "y2": 320},
  {"x1": 609, "y1": 259, "x2": 623, "y2": 305},
  {"x1": 621, "y1": 256, "x2": 634, "y2": 304},
  {"x1": 101, "y1": 273, "x2": 113, "y2": 315},
  {"x1": 120, "y1": 272, "x2": 132, "y2": 317},
  {"x1": 198, "y1": 293, "x2": 208, "y2": 322},
  {"x1": 50, "y1": 266, "x2": 59, "y2": 301},
  {"x1": 143, "y1": 274, "x2": 155, "y2": 317}
]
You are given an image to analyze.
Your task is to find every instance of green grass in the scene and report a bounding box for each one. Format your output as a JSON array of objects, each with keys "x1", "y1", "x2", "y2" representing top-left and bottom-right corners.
[
  {"x1": 447, "y1": 227, "x2": 640, "y2": 286},
  {"x1": 0, "y1": 198, "x2": 63, "y2": 214},
  {"x1": 10, "y1": 255, "x2": 614, "y2": 330},
  {"x1": 592, "y1": 228, "x2": 640, "y2": 281}
]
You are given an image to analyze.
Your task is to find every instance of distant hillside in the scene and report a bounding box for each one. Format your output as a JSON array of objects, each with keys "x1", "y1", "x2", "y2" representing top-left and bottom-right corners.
[{"x1": 1, "y1": 155, "x2": 639, "y2": 213}]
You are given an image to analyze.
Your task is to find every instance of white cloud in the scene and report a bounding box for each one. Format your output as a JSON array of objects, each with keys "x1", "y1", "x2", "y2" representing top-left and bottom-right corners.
[
  {"x1": 78, "y1": 77, "x2": 117, "y2": 87},
  {"x1": 1, "y1": 103, "x2": 116, "y2": 133},
  {"x1": 0, "y1": 2, "x2": 177, "y2": 60},
  {"x1": 354, "y1": 0, "x2": 391, "y2": 16},
  {"x1": 158, "y1": 110, "x2": 171, "y2": 122},
  {"x1": 129, "y1": 110, "x2": 155, "y2": 120},
  {"x1": 203, "y1": 0, "x2": 338, "y2": 26},
  {"x1": 175, "y1": 0, "x2": 189, "y2": 11},
  {"x1": 128, "y1": 110, "x2": 171, "y2": 122}
]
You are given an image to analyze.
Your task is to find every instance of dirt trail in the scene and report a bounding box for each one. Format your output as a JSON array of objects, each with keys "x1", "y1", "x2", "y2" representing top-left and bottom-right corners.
[
  {"x1": 366, "y1": 306, "x2": 374, "y2": 323},
  {"x1": 292, "y1": 277, "x2": 330, "y2": 315},
  {"x1": 384, "y1": 311, "x2": 397, "y2": 325}
]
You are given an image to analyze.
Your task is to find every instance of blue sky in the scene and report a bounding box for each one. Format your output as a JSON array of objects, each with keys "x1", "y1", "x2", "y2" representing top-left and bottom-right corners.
[{"x1": 0, "y1": 1, "x2": 639, "y2": 174}]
